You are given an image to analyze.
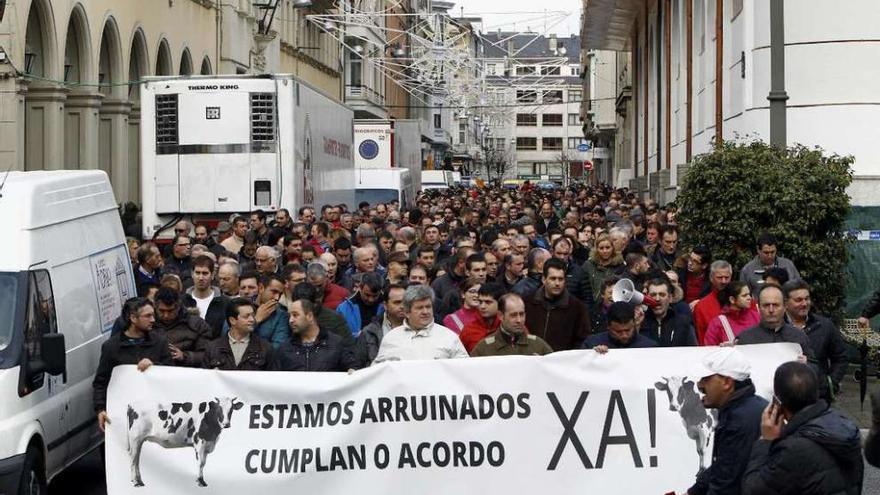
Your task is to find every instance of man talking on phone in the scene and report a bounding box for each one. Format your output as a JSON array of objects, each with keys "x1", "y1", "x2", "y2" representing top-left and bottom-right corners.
[
  {"x1": 686, "y1": 348, "x2": 766, "y2": 495},
  {"x1": 741, "y1": 362, "x2": 863, "y2": 494}
]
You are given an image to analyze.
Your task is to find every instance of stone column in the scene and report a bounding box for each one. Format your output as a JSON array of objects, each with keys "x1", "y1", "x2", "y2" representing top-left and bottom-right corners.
[
  {"x1": 64, "y1": 91, "x2": 103, "y2": 170},
  {"x1": 127, "y1": 103, "x2": 142, "y2": 204},
  {"x1": 98, "y1": 97, "x2": 132, "y2": 202},
  {"x1": 21, "y1": 82, "x2": 68, "y2": 171}
]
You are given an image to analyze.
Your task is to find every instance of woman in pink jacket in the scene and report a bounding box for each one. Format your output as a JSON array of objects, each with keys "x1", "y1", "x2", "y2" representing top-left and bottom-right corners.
[
  {"x1": 442, "y1": 277, "x2": 482, "y2": 334},
  {"x1": 704, "y1": 281, "x2": 760, "y2": 345}
]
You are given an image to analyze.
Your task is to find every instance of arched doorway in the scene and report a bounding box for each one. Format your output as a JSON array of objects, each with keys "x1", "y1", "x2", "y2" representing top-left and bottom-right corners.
[
  {"x1": 97, "y1": 16, "x2": 131, "y2": 201},
  {"x1": 156, "y1": 39, "x2": 173, "y2": 76},
  {"x1": 127, "y1": 29, "x2": 150, "y2": 204},
  {"x1": 179, "y1": 48, "x2": 193, "y2": 76},
  {"x1": 200, "y1": 56, "x2": 212, "y2": 75},
  {"x1": 62, "y1": 3, "x2": 97, "y2": 171},
  {"x1": 22, "y1": 0, "x2": 62, "y2": 171}
]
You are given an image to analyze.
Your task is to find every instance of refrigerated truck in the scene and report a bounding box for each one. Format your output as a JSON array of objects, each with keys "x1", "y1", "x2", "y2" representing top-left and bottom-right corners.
[
  {"x1": 140, "y1": 75, "x2": 355, "y2": 240},
  {"x1": 354, "y1": 119, "x2": 422, "y2": 189}
]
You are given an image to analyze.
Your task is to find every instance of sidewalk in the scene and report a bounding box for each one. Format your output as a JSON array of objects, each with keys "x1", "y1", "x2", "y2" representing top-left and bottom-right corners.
[{"x1": 835, "y1": 367, "x2": 878, "y2": 494}]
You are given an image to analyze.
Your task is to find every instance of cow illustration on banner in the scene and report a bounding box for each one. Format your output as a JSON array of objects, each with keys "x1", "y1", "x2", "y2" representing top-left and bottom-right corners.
[{"x1": 126, "y1": 398, "x2": 245, "y2": 487}]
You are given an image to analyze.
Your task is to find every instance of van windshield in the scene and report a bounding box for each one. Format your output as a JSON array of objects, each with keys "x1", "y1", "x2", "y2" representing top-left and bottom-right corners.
[
  {"x1": 0, "y1": 273, "x2": 18, "y2": 352},
  {"x1": 356, "y1": 189, "x2": 400, "y2": 206}
]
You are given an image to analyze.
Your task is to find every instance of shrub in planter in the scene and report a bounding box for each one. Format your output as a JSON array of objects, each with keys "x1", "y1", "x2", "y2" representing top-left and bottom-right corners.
[{"x1": 676, "y1": 140, "x2": 853, "y2": 318}]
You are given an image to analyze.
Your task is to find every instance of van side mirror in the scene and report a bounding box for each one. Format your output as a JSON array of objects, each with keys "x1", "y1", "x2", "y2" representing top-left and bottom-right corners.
[{"x1": 28, "y1": 333, "x2": 66, "y2": 377}]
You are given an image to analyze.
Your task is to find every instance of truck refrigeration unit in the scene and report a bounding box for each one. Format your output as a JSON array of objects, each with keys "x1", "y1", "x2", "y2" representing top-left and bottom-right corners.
[{"x1": 140, "y1": 75, "x2": 355, "y2": 240}]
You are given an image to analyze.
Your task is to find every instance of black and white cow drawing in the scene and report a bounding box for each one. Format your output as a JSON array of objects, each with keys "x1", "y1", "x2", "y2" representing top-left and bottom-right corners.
[
  {"x1": 654, "y1": 376, "x2": 716, "y2": 474},
  {"x1": 126, "y1": 397, "x2": 244, "y2": 487}
]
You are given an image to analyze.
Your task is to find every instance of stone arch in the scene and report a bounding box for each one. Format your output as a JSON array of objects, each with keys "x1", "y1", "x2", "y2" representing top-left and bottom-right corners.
[
  {"x1": 62, "y1": 3, "x2": 92, "y2": 85},
  {"x1": 156, "y1": 38, "x2": 173, "y2": 76},
  {"x1": 200, "y1": 55, "x2": 213, "y2": 75},
  {"x1": 179, "y1": 47, "x2": 194, "y2": 76},
  {"x1": 128, "y1": 28, "x2": 149, "y2": 100},
  {"x1": 23, "y1": 0, "x2": 59, "y2": 79},
  {"x1": 97, "y1": 15, "x2": 124, "y2": 98}
]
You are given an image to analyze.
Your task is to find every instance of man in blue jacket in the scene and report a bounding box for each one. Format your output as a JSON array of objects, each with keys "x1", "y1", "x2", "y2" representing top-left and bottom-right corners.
[
  {"x1": 336, "y1": 272, "x2": 384, "y2": 337},
  {"x1": 688, "y1": 347, "x2": 768, "y2": 495}
]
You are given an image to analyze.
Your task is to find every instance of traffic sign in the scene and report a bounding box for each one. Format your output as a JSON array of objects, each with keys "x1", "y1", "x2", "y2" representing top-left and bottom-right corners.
[
  {"x1": 583, "y1": 160, "x2": 593, "y2": 171},
  {"x1": 577, "y1": 143, "x2": 591, "y2": 152}
]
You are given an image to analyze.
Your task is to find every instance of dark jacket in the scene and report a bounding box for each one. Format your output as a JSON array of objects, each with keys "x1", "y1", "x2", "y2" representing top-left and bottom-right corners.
[
  {"x1": 786, "y1": 313, "x2": 850, "y2": 401},
  {"x1": 582, "y1": 331, "x2": 658, "y2": 349},
  {"x1": 355, "y1": 317, "x2": 389, "y2": 368},
  {"x1": 163, "y1": 255, "x2": 193, "y2": 287},
  {"x1": 689, "y1": 381, "x2": 768, "y2": 495},
  {"x1": 866, "y1": 389, "x2": 880, "y2": 468},
  {"x1": 640, "y1": 309, "x2": 697, "y2": 347},
  {"x1": 524, "y1": 289, "x2": 591, "y2": 351},
  {"x1": 153, "y1": 310, "x2": 212, "y2": 367},
  {"x1": 678, "y1": 267, "x2": 711, "y2": 302},
  {"x1": 736, "y1": 322, "x2": 816, "y2": 361},
  {"x1": 134, "y1": 266, "x2": 161, "y2": 297},
  {"x1": 182, "y1": 288, "x2": 229, "y2": 339},
  {"x1": 431, "y1": 269, "x2": 465, "y2": 301},
  {"x1": 202, "y1": 334, "x2": 278, "y2": 371},
  {"x1": 317, "y1": 307, "x2": 356, "y2": 348},
  {"x1": 93, "y1": 331, "x2": 172, "y2": 412},
  {"x1": 535, "y1": 215, "x2": 559, "y2": 235},
  {"x1": 861, "y1": 289, "x2": 880, "y2": 319},
  {"x1": 651, "y1": 248, "x2": 679, "y2": 272},
  {"x1": 742, "y1": 401, "x2": 864, "y2": 495},
  {"x1": 277, "y1": 329, "x2": 357, "y2": 372},
  {"x1": 564, "y1": 261, "x2": 595, "y2": 308},
  {"x1": 511, "y1": 273, "x2": 542, "y2": 299}
]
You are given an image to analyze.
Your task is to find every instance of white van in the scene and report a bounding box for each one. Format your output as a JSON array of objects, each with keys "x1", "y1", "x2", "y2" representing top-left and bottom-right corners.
[
  {"x1": 421, "y1": 170, "x2": 453, "y2": 191},
  {"x1": 355, "y1": 168, "x2": 415, "y2": 210},
  {"x1": 0, "y1": 171, "x2": 135, "y2": 494}
]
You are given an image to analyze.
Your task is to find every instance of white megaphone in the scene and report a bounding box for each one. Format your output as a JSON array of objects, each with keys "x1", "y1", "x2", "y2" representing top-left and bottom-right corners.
[{"x1": 612, "y1": 279, "x2": 658, "y2": 308}]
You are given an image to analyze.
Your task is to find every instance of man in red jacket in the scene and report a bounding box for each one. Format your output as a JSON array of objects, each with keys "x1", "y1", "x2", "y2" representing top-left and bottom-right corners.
[
  {"x1": 693, "y1": 260, "x2": 733, "y2": 345},
  {"x1": 459, "y1": 283, "x2": 505, "y2": 353}
]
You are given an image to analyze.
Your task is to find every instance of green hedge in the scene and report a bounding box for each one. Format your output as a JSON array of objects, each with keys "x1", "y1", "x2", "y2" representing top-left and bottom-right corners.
[{"x1": 676, "y1": 140, "x2": 853, "y2": 318}]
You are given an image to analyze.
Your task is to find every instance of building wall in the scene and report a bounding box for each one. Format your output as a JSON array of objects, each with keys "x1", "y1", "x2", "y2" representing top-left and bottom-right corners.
[
  {"x1": 0, "y1": 0, "x2": 343, "y2": 205},
  {"x1": 614, "y1": 0, "x2": 880, "y2": 205}
]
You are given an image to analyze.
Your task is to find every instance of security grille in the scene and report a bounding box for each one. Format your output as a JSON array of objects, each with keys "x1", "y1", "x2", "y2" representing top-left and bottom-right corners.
[
  {"x1": 155, "y1": 94, "x2": 179, "y2": 147},
  {"x1": 250, "y1": 93, "x2": 276, "y2": 142}
]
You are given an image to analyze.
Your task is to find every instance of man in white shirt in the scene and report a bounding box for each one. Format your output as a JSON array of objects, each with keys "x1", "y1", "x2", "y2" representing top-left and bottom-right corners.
[{"x1": 373, "y1": 285, "x2": 468, "y2": 363}]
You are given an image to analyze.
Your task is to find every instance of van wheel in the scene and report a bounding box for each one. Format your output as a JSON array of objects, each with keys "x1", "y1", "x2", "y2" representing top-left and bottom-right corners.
[{"x1": 18, "y1": 446, "x2": 47, "y2": 495}]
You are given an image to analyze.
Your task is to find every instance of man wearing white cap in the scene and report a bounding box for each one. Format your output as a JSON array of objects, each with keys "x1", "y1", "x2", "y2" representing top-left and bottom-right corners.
[{"x1": 687, "y1": 348, "x2": 768, "y2": 495}]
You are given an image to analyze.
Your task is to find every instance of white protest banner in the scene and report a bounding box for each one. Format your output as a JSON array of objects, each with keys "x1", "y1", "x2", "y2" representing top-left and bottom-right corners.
[{"x1": 105, "y1": 343, "x2": 800, "y2": 494}]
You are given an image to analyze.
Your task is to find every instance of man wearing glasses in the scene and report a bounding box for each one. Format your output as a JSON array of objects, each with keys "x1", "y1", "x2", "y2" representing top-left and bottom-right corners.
[{"x1": 164, "y1": 234, "x2": 194, "y2": 288}]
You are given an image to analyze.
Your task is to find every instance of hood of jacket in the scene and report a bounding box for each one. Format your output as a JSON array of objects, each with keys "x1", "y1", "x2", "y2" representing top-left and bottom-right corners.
[{"x1": 788, "y1": 401, "x2": 863, "y2": 466}]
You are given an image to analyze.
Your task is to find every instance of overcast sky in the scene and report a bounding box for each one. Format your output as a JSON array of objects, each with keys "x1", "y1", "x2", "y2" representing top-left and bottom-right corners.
[{"x1": 452, "y1": 0, "x2": 582, "y2": 37}]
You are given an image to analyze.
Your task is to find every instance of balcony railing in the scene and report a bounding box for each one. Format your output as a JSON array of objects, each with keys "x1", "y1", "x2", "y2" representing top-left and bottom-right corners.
[{"x1": 345, "y1": 85, "x2": 385, "y2": 107}]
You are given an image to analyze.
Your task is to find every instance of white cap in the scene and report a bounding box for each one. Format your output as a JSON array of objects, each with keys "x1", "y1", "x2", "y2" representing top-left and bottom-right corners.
[{"x1": 690, "y1": 347, "x2": 752, "y2": 381}]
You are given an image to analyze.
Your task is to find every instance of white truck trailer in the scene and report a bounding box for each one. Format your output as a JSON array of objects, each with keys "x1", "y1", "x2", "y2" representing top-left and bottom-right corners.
[{"x1": 140, "y1": 75, "x2": 355, "y2": 240}]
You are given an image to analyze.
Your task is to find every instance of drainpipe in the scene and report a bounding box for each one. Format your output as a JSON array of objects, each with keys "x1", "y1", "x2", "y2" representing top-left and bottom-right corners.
[
  {"x1": 664, "y1": 0, "x2": 671, "y2": 170},
  {"x1": 714, "y1": 0, "x2": 723, "y2": 147},
  {"x1": 656, "y1": 0, "x2": 663, "y2": 172},
  {"x1": 686, "y1": 0, "x2": 693, "y2": 162},
  {"x1": 768, "y1": 0, "x2": 788, "y2": 148},
  {"x1": 215, "y1": 0, "x2": 222, "y2": 73}
]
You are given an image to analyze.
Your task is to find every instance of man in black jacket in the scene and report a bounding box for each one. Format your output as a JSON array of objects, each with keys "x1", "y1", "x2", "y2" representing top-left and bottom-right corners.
[
  {"x1": 551, "y1": 236, "x2": 594, "y2": 308},
  {"x1": 203, "y1": 298, "x2": 277, "y2": 371},
  {"x1": 93, "y1": 298, "x2": 172, "y2": 432},
  {"x1": 640, "y1": 277, "x2": 697, "y2": 346},
  {"x1": 858, "y1": 287, "x2": 880, "y2": 329},
  {"x1": 687, "y1": 347, "x2": 768, "y2": 495},
  {"x1": 742, "y1": 362, "x2": 863, "y2": 494},
  {"x1": 278, "y1": 298, "x2": 356, "y2": 372},
  {"x1": 153, "y1": 287, "x2": 212, "y2": 367},
  {"x1": 182, "y1": 255, "x2": 228, "y2": 338},
  {"x1": 782, "y1": 280, "x2": 849, "y2": 401}
]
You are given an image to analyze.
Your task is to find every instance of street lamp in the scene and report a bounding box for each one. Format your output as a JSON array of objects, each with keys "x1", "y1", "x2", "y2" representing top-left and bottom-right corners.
[{"x1": 24, "y1": 45, "x2": 35, "y2": 74}]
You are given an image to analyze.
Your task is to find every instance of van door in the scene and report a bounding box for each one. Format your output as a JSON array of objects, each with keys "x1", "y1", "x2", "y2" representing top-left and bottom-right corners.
[{"x1": 19, "y1": 270, "x2": 68, "y2": 473}]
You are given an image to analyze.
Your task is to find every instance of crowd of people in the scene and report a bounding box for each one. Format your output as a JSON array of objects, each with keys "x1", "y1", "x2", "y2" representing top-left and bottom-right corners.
[{"x1": 97, "y1": 182, "x2": 879, "y2": 493}]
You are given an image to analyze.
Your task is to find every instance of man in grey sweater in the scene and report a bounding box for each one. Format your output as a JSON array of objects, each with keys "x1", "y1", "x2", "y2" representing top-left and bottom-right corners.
[
  {"x1": 738, "y1": 285, "x2": 815, "y2": 362},
  {"x1": 740, "y1": 233, "x2": 801, "y2": 295}
]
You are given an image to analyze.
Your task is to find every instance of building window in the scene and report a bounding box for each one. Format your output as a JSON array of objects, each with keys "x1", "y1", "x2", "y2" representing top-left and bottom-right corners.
[
  {"x1": 516, "y1": 90, "x2": 538, "y2": 103},
  {"x1": 542, "y1": 137, "x2": 563, "y2": 151},
  {"x1": 434, "y1": 114, "x2": 441, "y2": 128},
  {"x1": 567, "y1": 137, "x2": 587, "y2": 149},
  {"x1": 516, "y1": 114, "x2": 538, "y2": 126},
  {"x1": 542, "y1": 114, "x2": 563, "y2": 127},
  {"x1": 568, "y1": 89, "x2": 582, "y2": 102},
  {"x1": 516, "y1": 137, "x2": 537, "y2": 151},
  {"x1": 494, "y1": 138, "x2": 506, "y2": 150},
  {"x1": 543, "y1": 90, "x2": 564, "y2": 103},
  {"x1": 572, "y1": 66, "x2": 581, "y2": 77},
  {"x1": 532, "y1": 162, "x2": 549, "y2": 175},
  {"x1": 485, "y1": 64, "x2": 497, "y2": 76},
  {"x1": 568, "y1": 113, "x2": 581, "y2": 126},
  {"x1": 540, "y1": 66, "x2": 561, "y2": 76},
  {"x1": 516, "y1": 65, "x2": 536, "y2": 75}
]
